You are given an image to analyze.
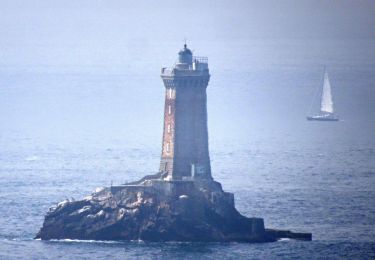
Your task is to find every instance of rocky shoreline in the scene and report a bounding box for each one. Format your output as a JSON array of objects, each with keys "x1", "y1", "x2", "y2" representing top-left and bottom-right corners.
[{"x1": 36, "y1": 173, "x2": 311, "y2": 242}]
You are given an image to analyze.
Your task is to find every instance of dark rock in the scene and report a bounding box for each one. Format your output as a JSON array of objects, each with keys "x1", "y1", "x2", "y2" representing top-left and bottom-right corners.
[{"x1": 35, "y1": 175, "x2": 311, "y2": 242}]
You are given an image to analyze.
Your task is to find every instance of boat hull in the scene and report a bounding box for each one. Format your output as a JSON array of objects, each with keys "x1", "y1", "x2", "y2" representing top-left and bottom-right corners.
[{"x1": 306, "y1": 116, "x2": 339, "y2": 121}]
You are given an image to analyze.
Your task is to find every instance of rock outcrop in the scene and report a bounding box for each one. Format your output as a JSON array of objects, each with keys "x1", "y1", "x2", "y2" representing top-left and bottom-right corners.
[{"x1": 36, "y1": 174, "x2": 311, "y2": 242}]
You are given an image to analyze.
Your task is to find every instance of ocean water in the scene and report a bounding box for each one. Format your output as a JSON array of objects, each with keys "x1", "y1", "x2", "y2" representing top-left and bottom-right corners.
[{"x1": 1, "y1": 38, "x2": 375, "y2": 259}]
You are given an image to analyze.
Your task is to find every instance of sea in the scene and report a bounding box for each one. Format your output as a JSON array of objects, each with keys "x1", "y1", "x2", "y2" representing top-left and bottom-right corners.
[{"x1": 1, "y1": 38, "x2": 375, "y2": 259}]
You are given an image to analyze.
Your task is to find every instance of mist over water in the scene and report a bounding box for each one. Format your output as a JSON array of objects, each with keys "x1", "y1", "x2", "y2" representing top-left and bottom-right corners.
[{"x1": 1, "y1": 1, "x2": 375, "y2": 258}]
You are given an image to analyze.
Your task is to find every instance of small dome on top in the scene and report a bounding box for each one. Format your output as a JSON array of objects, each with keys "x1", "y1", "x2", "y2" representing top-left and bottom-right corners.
[
  {"x1": 178, "y1": 44, "x2": 193, "y2": 65},
  {"x1": 179, "y1": 44, "x2": 192, "y2": 55}
]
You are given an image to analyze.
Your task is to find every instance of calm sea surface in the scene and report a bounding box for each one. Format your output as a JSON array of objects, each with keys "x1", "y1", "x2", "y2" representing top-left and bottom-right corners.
[{"x1": 1, "y1": 39, "x2": 375, "y2": 259}]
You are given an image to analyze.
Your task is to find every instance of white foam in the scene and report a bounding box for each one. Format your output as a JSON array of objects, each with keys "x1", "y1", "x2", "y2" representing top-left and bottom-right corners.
[
  {"x1": 278, "y1": 238, "x2": 291, "y2": 242},
  {"x1": 94, "y1": 187, "x2": 105, "y2": 193},
  {"x1": 25, "y1": 155, "x2": 39, "y2": 161},
  {"x1": 83, "y1": 195, "x2": 93, "y2": 201},
  {"x1": 48, "y1": 239, "x2": 122, "y2": 244},
  {"x1": 57, "y1": 199, "x2": 69, "y2": 208}
]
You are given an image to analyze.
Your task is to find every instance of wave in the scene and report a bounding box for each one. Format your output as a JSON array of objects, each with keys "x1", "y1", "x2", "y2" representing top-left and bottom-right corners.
[
  {"x1": 277, "y1": 238, "x2": 291, "y2": 242},
  {"x1": 48, "y1": 239, "x2": 123, "y2": 244},
  {"x1": 25, "y1": 156, "x2": 40, "y2": 161}
]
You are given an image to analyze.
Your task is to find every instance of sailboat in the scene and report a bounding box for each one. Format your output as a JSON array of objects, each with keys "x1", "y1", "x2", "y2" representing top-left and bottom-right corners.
[{"x1": 307, "y1": 69, "x2": 339, "y2": 121}]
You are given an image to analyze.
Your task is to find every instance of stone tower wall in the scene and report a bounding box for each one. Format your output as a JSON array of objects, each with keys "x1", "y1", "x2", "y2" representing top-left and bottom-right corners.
[
  {"x1": 159, "y1": 84, "x2": 176, "y2": 175},
  {"x1": 173, "y1": 77, "x2": 211, "y2": 180},
  {"x1": 160, "y1": 74, "x2": 211, "y2": 180}
]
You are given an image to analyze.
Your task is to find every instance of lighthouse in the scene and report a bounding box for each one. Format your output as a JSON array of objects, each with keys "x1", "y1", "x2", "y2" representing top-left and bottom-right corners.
[
  {"x1": 159, "y1": 44, "x2": 212, "y2": 181},
  {"x1": 36, "y1": 44, "x2": 312, "y2": 243}
]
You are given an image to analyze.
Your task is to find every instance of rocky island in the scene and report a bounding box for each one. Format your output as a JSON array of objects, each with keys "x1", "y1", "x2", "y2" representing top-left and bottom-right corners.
[{"x1": 36, "y1": 45, "x2": 311, "y2": 242}]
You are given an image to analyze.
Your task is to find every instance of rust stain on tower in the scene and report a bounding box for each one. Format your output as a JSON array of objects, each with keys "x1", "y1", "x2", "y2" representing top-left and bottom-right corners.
[{"x1": 159, "y1": 44, "x2": 212, "y2": 181}]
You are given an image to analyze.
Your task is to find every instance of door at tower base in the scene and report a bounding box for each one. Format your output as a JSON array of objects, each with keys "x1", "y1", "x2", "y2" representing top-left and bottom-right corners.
[
  {"x1": 159, "y1": 44, "x2": 212, "y2": 181},
  {"x1": 189, "y1": 164, "x2": 208, "y2": 179}
]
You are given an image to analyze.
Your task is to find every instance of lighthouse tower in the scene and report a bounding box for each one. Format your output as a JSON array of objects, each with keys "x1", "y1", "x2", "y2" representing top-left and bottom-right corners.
[{"x1": 159, "y1": 44, "x2": 212, "y2": 181}]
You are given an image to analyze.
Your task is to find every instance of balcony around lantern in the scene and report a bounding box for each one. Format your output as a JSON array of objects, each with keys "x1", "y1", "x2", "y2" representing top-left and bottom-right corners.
[{"x1": 161, "y1": 56, "x2": 209, "y2": 77}]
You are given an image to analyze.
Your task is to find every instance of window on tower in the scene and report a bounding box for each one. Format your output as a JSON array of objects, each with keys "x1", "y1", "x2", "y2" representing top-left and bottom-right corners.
[
  {"x1": 166, "y1": 143, "x2": 170, "y2": 153},
  {"x1": 169, "y1": 88, "x2": 172, "y2": 98},
  {"x1": 168, "y1": 105, "x2": 171, "y2": 115},
  {"x1": 167, "y1": 124, "x2": 171, "y2": 133}
]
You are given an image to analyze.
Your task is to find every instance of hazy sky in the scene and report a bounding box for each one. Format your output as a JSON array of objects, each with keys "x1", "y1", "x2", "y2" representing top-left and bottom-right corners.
[
  {"x1": 1, "y1": 0, "x2": 374, "y2": 45},
  {"x1": 1, "y1": 0, "x2": 374, "y2": 71},
  {"x1": 1, "y1": 0, "x2": 374, "y2": 147}
]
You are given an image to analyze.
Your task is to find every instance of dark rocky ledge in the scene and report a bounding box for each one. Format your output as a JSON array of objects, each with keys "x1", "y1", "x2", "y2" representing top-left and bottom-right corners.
[{"x1": 36, "y1": 173, "x2": 311, "y2": 242}]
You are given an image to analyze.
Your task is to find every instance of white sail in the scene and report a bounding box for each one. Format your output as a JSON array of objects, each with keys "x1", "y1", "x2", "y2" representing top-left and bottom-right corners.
[{"x1": 320, "y1": 71, "x2": 334, "y2": 113}]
